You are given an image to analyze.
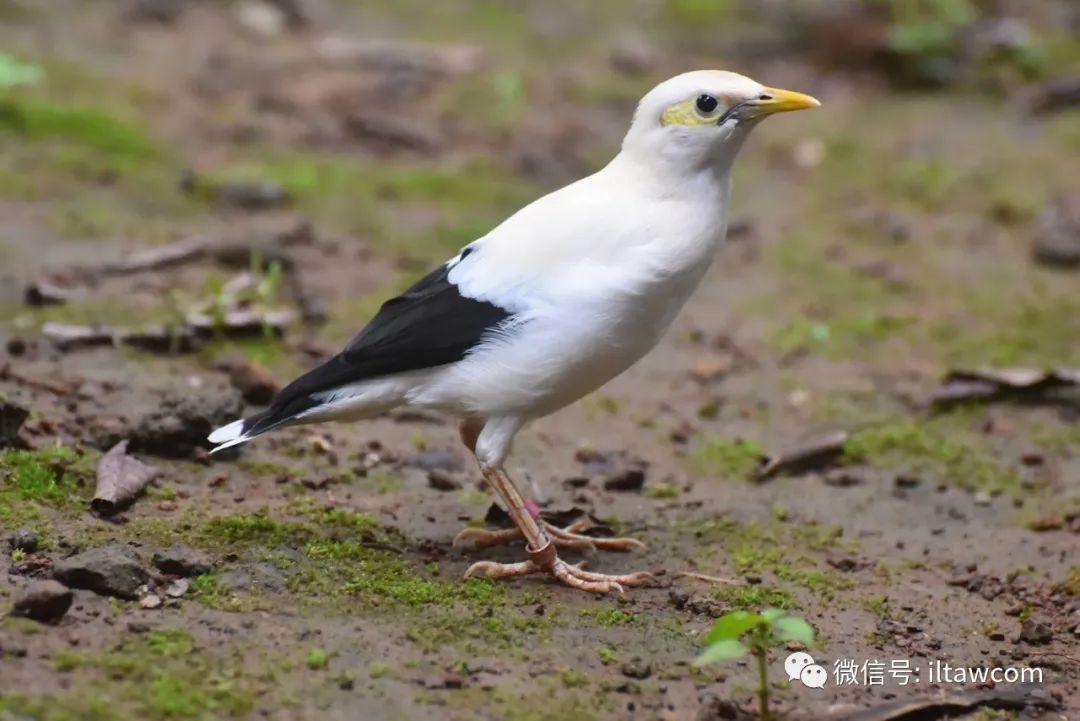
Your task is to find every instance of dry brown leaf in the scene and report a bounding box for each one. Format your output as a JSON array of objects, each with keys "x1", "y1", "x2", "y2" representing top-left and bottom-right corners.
[{"x1": 92, "y1": 440, "x2": 160, "y2": 514}]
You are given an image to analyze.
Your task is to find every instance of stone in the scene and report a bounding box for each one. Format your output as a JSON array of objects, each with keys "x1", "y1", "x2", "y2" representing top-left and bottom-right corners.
[
  {"x1": 53, "y1": 545, "x2": 149, "y2": 599},
  {"x1": 8, "y1": 528, "x2": 39, "y2": 554},
  {"x1": 1018, "y1": 619, "x2": 1053, "y2": 645},
  {"x1": 152, "y1": 544, "x2": 213, "y2": 577},
  {"x1": 0, "y1": 399, "x2": 29, "y2": 448},
  {"x1": 621, "y1": 657, "x2": 651, "y2": 679},
  {"x1": 11, "y1": 580, "x2": 73, "y2": 623}
]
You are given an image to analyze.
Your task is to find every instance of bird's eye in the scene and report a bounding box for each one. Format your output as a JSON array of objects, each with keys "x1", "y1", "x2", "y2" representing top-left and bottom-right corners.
[{"x1": 695, "y1": 94, "x2": 719, "y2": 115}]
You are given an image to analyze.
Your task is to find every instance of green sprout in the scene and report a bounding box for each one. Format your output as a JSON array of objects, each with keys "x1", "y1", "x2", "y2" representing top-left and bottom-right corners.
[
  {"x1": 0, "y1": 54, "x2": 41, "y2": 89},
  {"x1": 694, "y1": 609, "x2": 815, "y2": 721},
  {"x1": 305, "y1": 648, "x2": 330, "y2": 670}
]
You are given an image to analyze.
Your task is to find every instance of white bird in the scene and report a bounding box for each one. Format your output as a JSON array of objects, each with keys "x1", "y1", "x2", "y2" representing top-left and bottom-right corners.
[{"x1": 209, "y1": 70, "x2": 819, "y2": 594}]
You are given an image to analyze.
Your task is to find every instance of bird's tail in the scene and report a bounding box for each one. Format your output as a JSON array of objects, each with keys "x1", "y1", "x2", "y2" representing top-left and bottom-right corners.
[{"x1": 207, "y1": 399, "x2": 314, "y2": 454}]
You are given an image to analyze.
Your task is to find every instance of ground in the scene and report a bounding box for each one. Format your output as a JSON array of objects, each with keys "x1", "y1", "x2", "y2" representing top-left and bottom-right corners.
[{"x1": 1, "y1": 1, "x2": 1079, "y2": 720}]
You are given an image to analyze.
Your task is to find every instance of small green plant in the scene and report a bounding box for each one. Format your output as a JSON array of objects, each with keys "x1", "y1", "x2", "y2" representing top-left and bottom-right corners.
[
  {"x1": 305, "y1": 648, "x2": 330, "y2": 670},
  {"x1": 694, "y1": 609, "x2": 815, "y2": 721},
  {"x1": 0, "y1": 53, "x2": 41, "y2": 88}
]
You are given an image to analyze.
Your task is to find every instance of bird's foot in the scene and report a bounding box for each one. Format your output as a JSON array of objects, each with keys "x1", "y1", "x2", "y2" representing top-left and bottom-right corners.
[
  {"x1": 462, "y1": 541, "x2": 657, "y2": 595},
  {"x1": 453, "y1": 519, "x2": 645, "y2": 553}
]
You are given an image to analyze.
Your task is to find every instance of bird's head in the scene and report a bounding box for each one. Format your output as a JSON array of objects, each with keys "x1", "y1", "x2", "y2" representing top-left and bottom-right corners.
[{"x1": 623, "y1": 70, "x2": 819, "y2": 174}]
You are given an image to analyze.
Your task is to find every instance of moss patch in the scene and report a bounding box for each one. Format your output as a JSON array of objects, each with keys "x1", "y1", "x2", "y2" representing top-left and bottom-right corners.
[
  {"x1": 0, "y1": 99, "x2": 159, "y2": 161},
  {"x1": 684, "y1": 517, "x2": 855, "y2": 603},
  {"x1": 713, "y1": 584, "x2": 795, "y2": 610},
  {"x1": 580, "y1": 605, "x2": 635, "y2": 627},
  {"x1": 690, "y1": 437, "x2": 765, "y2": 480},
  {"x1": 843, "y1": 414, "x2": 1022, "y2": 493},
  {"x1": 0, "y1": 444, "x2": 89, "y2": 526},
  {"x1": 41, "y1": 628, "x2": 259, "y2": 720}
]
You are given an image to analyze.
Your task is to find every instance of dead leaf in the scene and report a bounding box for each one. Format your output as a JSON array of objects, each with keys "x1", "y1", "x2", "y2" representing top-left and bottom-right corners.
[
  {"x1": 756, "y1": 431, "x2": 849, "y2": 481},
  {"x1": 845, "y1": 683, "x2": 1058, "y2": 721},
  {"x1": 931, "y1": 368, "x2": 1080, "y2": 407},
  {"x1": 92, "y1": 440, "x2": 160, "y2": 514}
]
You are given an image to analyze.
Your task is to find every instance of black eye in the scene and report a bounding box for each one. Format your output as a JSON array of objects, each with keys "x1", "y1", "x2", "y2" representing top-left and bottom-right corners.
[{"x1": 695, "y1": 94, "x2": 719, "y2": 114}]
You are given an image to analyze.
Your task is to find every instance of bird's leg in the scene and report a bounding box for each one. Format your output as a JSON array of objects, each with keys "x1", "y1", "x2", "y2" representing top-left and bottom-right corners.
[
  {"x1": 453, "y1": 417, "x2": 646, "y2": 553},
  {"x1": 462, "y1": 464, "x2": 656, "y2": 594},
  {"x1": 454, "y1": 514, "x2": 646, "y2": 552}
]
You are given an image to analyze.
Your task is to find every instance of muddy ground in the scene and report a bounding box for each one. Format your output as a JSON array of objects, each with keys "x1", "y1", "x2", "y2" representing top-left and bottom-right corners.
[{"x1": 1, "y1": 2, "x2": 1079, "y2": 720}]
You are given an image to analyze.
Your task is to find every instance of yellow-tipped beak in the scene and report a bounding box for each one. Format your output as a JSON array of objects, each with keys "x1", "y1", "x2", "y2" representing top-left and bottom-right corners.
[{"x1": 752, "y1": 87, "x2": 821, "y2": 115}]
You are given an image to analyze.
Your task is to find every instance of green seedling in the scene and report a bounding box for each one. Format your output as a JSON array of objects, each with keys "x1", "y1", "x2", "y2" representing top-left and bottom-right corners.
[{"x1": 694, "y1": 609, "x2": 815, "y2": 721}]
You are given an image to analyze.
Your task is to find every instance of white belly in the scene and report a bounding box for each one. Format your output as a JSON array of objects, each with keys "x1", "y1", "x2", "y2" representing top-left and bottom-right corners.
[{"x1": 412, "y1": 253, "x2": 712, "y2": 419}]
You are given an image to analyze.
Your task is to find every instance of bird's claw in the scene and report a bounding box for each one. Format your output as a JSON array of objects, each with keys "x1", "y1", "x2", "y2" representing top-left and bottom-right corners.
[
  {"x1": 463, "y1": 555, "x2": 658, "y2": 595},
  {"x1": 452, "y1": 526, "x2": 520, "y2": 549}
]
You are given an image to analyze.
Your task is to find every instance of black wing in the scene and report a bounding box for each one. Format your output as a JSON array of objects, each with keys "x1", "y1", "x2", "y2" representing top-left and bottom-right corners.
[{"x1": 243, "y1": 255, "x2": 510, "y2": 435}]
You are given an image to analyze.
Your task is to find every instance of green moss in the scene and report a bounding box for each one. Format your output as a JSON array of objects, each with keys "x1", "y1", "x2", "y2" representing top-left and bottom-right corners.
[
  {"x1": 43, "y1": 628, "x2": 258, "y2": 719},
  {"x1": 395, "y1": 579, "x2": 551, "y2": 653},
  {"x1": 713, "y1": 585, "x2": 794, "y2": 610},
  {"x1": 0, "y1": 445, "x2": 88, "y2": 526},
  {"x1": 1061, "y1": 567, "x2": 1080, "y2": 597},
  {"x1": 862, "y1": 595, "x2": 891, "y2": 618},
  {"x1": 645, "y1": 483, "x2": 680, "y2": 499},
  {"x1": 843, "y1": 416, "x2": 1021, "y2": 493},
  {"x1": 199, "y1": 513, "x2": 311, "y2": 547},
  {"x1": 934, "y1": 293, "x2": 1080, "y2": 367},
  {"x1": 580, "y1": 605, "x2": 635, "y2": 627},
  {"x1": 1031, "y1": 423, "x2": 1080, "y2": 456},
  {"x1": 0, "y1": 694, "x2": 125, "y2": 721},
  {"x1": 772, "y1": 312, "x2": 913, "y2": 358},
  {"x1": 887, "y1": 157, "x2": 961, "y2": 210},
  {"x1": 146, "y1": 629, "x2": 195, "y2": 657},
  {"x1": 661, "y1": 0, "x2": 738, "y2": 25},
  {"x1": 691, "y1": 437, "x2": 765, "y2": 480},
  {"x1": 0, "y1": 99, "x2": 159, "y2": 160},
  {"x1": 774, "y1": 564, "x2": 854, "y2": 598},
  {"x1": 596, "y1": 646, "x2": 617, "y2": 665},
  {"x1": 559, "y1": 668, "x2": 589, "y2": 688},
  {"x1": 791, "y1": 523, "x2": 854, "y2": 552},
  {"x1": 679, "y1": 517, "x2": 860, "y2": 604},
  {"x1": 189, "y1": 573, "x2": 254, "y2": 612},
  {"x1": 729, "y1": 542, "x2": 784, "y2": 575}
]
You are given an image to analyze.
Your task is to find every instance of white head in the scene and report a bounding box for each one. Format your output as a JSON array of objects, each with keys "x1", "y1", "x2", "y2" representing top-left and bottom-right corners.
[{"x1": 623, "y1": 70, "x2": 819, "y2": 175}]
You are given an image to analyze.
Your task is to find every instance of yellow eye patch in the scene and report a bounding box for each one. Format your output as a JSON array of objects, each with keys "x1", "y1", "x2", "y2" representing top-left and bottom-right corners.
[{"x1": 660, "y1": 96, "x2": 726, "y2": 128}]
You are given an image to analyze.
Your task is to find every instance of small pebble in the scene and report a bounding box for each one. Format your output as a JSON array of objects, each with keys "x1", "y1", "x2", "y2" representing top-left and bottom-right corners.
[
  {"x1": 11, "y1": 580, "x2": 73, "y2": 623},
  {"x1": 621, "y1": 657, "x2": 651, "y2": 679},
  {"x1": 9, "y1": 528, "x2": 39, "y2": 554}
]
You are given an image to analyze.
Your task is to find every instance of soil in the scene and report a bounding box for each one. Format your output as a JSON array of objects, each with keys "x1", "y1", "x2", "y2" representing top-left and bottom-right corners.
[{"x1": 1, "y1": 2, "x2": 1078, "y2": 721}]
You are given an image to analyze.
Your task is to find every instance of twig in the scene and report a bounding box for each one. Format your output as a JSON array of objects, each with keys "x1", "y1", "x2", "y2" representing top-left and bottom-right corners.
[
  {"x1": 0, "y1": 363, "x2": 89, "y2": 399},
  {"x1": 1028, "y1": 651, "x2": 1080, "y2": 664},
  {"x1": 674, "y1": 571, "x2": 742, "y2": 586},
  {"x1": 97, "y1": 237, "x2": 210, "y2": 276}
]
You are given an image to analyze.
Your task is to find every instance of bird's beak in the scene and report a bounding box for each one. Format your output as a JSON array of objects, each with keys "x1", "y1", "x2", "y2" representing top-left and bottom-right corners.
[{"x1": 749, "y1": 87, "x2": 821, "y2": 116}]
